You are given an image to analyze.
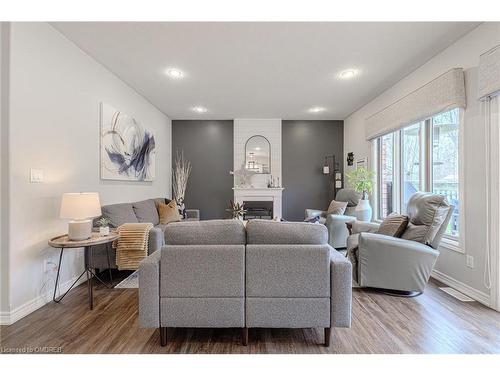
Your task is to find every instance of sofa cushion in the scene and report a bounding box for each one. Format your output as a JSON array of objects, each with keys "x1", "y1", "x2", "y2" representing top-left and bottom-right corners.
[
  {"x1": 101, "y1": 203, "x2": 138, "y2": 228},
  {"x1": 335, "y1": 189, "x2": 361, "y2": 207},
  {"x1": 157, "y1": 200, "x2": 181, "y2": 225},
  {"x1": 401, "y1": 192, "x2": 451, "y2": 246},
  {"x1": 377, "y1": 213, "x2": 409, "y2": 237},
  {"x1": 246, "y1": 219, "x2": 328, "y2": 245},
  {"x1": 164, "y1": 219, "x2": 246, "y2": 245},
  {"x1": 153, "y1": 197, "x2": 171, "y2": 206},
  {"x1": 246, "y1": 244, "x2": 331, "y2": 297},
  {"x1": 133, "y1": 199, "x2": 160, "y2": 225}
]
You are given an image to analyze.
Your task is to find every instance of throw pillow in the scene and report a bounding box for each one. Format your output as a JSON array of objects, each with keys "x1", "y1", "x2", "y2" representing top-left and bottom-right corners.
[
  {"x1": 377, "y1": 212, "x2": 409, "y2": 237},
  {"x1": 304, "y1": 215, "x2": 320, "y2": 223},
  {"x1": 157, "y1": 200, "x2": 181, "y2": 225},
  {"x1": 327, "y1": 200, "x2": 348, "y2": 215}
]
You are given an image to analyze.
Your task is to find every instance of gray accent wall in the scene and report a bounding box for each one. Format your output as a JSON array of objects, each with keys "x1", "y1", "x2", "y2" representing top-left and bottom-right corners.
[
  {"x1": 282, "y1": 120, "x2": 344, "y2": 221},
  {"x1": 172, "y1": 120, "x2": 234, "y2": 220}
]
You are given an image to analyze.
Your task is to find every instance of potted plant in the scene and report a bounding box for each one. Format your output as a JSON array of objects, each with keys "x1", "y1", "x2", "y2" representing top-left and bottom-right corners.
[
  {"x1": 346, "y1": 167, "x2": 375, "y2": 221},
  {"x1": 97, "y1": 217, "x2": 111, "y2": 236},
  {"x1": 226, "y1": 200, "x2": 246, "y2": 220}
]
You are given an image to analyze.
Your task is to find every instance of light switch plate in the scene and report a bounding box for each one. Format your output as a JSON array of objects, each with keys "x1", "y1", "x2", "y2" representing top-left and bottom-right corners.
[
  {"x1": 466, "y1": 255, "x2": 474, "y2": 269},
  {"x1": 30, "y1": 168, "x2": 44, "y2": 183}
]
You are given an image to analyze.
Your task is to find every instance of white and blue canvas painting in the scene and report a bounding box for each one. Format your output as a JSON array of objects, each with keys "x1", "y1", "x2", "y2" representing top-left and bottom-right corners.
[{"x1": 100, "y1": 103, "x2": 156, "y2": 181}]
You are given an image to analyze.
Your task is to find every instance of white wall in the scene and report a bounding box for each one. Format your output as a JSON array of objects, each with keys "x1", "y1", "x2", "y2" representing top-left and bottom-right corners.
[
  {"x1": 344, "y1": 22, "x2": 500, "y2": 304},
  {"x1": 0, "y1": 22, "x2": 11, "y2": 319},
  {"x1": 234, "y1": 119, "x2": 282, "y2": 188},
  {"x1": 1, "y1": 22, "x2": 171, "y2": 324}
]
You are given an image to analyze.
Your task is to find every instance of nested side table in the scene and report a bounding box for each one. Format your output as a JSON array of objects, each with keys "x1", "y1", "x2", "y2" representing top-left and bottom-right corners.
[{"x1": 48, "y1": 232, "x2": 119, "y2": 310}]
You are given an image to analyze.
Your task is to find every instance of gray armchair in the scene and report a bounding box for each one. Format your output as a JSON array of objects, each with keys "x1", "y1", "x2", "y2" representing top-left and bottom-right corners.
[
  {"x1": 347, "y1": 192, "x2": 453, "y2": 296},
  {"x1": 305, "y1": 188, "x2": 360, "y2": 249}
]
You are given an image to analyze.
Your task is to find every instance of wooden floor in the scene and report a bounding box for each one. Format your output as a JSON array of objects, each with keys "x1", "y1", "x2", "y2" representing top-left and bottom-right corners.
[{"x1": 1, "y1": 273, "x2": 499, "y2": 354}]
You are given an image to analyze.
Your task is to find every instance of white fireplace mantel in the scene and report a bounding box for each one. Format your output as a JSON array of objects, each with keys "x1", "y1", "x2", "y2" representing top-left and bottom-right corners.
[{"x1": 233, "y1": 187, "x2": 284, "y2": 219}]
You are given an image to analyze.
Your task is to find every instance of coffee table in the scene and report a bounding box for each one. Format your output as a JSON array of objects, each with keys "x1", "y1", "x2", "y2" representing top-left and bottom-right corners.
[{"x1": 48, "y1": 232, "x2": 119, "y2": 310}]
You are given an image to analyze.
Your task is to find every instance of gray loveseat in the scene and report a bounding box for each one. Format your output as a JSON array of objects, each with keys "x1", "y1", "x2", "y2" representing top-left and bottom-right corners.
[
  {"x1": 139, "y1": 219, "x2": 352, "y2": 346},
  {"x1": 91, "y1": 197, "x2": 199, "y2": 270}
]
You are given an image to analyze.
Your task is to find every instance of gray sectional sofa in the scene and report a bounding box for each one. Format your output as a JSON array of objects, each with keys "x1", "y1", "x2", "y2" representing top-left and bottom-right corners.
[
  {"x1": 91, "y1": 197, "x2": 199, "y2": 270},
  {"x1": 139, "y1": 219, "x2": 352, "y2": 346}
]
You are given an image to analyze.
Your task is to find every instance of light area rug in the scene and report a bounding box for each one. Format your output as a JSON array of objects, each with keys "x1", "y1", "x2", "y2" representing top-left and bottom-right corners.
[{"x1": 114, "y1": 271, "x2": 139, "y2": 289}]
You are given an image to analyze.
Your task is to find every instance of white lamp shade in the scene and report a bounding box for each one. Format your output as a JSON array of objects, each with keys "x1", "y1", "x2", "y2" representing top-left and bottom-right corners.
[{"x1": 60, "y1": 192, "x2": 102, "y2": 220}]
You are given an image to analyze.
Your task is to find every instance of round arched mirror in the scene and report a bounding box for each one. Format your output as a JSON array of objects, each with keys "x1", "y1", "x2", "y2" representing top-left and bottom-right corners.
[{"x1": 245, "y1": 135, "x2": 271, "y2": 174}]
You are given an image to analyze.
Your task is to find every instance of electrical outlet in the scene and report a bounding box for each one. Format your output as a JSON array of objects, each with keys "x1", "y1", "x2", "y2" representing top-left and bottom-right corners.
[{"x1": 466, "y1": 255, "x2": 474, "y2": 269}]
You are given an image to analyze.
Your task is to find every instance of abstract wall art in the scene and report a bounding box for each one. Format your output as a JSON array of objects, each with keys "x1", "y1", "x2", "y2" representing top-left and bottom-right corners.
[{"x1": 100, "y1": 103, "x2": 156, "y2": 181}]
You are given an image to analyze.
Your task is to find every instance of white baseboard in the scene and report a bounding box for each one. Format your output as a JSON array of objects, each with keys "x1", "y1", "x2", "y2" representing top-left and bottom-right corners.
[
  {"x1": 0, "y1": 274, "x2": 87, "y2": 326},
  {"x1": 431, "y1": 269, "x2": 491, "y2": 307}
]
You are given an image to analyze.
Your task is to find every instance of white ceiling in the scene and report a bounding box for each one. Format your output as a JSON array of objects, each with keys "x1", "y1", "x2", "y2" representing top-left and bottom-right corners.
[{"x1": 53, "y1": 22, "x2": 479, "y2": 120}]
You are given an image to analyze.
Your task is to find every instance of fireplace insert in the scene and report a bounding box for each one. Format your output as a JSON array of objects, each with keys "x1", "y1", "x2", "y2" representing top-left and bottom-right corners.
[{"x1": 243, "y1": 201, "x2": 273, "y2": 220}]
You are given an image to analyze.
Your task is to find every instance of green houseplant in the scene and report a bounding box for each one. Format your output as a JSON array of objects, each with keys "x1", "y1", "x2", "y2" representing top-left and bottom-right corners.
[
  {"x1": 346, "y1": 167, "x2": 375, "y2": 221},
  {"x1": 345, "y1": 167, "x2": 374, "y2": 200},
  {"x1": 97, "y1": 217, "x2": 111, "y2": 236}
]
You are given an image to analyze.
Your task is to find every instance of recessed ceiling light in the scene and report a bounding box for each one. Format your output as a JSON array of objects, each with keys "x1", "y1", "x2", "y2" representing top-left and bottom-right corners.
[
  {"x1": 308, "y1": 106, "x2": 326, "y2": 113},
  {"x1": 338, "y1": 69, "x2": 359, "y2": 80},
  {"x1": 192, "y1": 106, "x2": 208, "y2": 113},
  {"x1": 166, "y1": 68, "x2": 184, "y2": 79}
]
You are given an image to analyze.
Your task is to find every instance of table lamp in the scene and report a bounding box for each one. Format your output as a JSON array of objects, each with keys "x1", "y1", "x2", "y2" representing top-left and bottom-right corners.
[{"x1": 60, "y1": 192, "x2": 102, "y2": 241}]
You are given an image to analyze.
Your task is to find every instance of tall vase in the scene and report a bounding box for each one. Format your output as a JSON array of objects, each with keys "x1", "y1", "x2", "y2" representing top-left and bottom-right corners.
[{"x1": 355, "y1": 199, "x2": 372, "y2": 222}]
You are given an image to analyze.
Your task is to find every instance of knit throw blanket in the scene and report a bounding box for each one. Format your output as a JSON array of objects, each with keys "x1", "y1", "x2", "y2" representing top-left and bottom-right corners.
[{"x1": 113, "y1": 223, "x2": 153, "y2": 271}]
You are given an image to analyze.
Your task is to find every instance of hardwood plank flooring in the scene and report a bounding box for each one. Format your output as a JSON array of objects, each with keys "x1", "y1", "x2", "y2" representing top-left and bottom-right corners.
[{"x1": 1, "y1": 274, "x2": 499, "y2": 354}]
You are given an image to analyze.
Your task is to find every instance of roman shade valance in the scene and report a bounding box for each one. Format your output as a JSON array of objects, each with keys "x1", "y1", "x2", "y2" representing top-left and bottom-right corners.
[
  {"x1": 365, "y1": 68, "x2": 466, "y2": 140},
  {"x1": 478, "y1": 45, "x2": 500, "y2": 99}
]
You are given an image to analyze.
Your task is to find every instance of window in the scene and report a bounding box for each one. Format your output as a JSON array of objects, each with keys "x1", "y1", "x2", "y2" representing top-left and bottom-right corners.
[
  {"x1": 401, "y1": 123, "x2": 422, "y2": 210},
  {"x1": 378, "y1": 134, "x2": 394, "y2": 219},
  {"x1": 375, "y1": 108, "x2": 461, "y2": 240},
  {"x1": 431, "y1": 108, "x2": 460, "y2": 237}
]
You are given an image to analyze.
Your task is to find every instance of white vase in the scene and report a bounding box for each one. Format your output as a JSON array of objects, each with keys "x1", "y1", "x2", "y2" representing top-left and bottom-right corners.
[
  {"x1": 99, "y1": 226, "x2": 110, "y2": 236},
  {"x1": 355, "y1": 199, "x2": 372, "y2": 222}
]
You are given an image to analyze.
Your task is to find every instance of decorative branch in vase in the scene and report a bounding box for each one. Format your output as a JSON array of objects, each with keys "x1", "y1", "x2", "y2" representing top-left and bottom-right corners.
[
  {"x1": 172, "y1": 150, "x2": 192, "y2": 218},
  {"x1": 346, "y1": 167, "x2": 375, "y2": 222}
]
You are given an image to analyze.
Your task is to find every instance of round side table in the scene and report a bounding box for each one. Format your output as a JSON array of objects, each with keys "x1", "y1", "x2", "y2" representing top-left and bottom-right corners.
[{"x1": 48, "y1": 231, "x2": 119, "y2": 310}]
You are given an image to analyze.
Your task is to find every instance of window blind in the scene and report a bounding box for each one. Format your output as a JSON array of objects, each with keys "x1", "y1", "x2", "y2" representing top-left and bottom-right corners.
[
  {"x1": 478, "y1": 44, "x2": 500, "y2": 100},
  {"x1": 365, "y1": 68, "x2": 466, "y2": 140}
]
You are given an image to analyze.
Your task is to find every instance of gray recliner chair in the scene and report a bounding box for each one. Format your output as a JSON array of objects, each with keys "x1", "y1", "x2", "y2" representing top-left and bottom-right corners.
[
  {"x1": 305, "y1": 188, "x2": 360, "y2": 249},
  {"x1": 347, "y1": 192, "x2": 453, "y2": 296}
]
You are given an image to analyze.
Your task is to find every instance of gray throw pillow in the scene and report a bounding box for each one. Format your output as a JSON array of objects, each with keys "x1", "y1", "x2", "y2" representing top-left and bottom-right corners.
[
  {"x1": 377, "y1": 213, "x2": 409, "y2": 237},
  {"x1": 326, "y1": 200, "x2": 348, "y2": 215}
]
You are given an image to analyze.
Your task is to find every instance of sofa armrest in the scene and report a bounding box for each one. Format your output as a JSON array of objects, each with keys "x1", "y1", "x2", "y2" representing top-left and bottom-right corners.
[
  {"x1": 185, "y1": 209, "x2": 200, "y2": 220},
  {"x1": 358, "y1": 232, "x2": 439, "y2": 292},
  {"x1": 323, "y1": 214, "x2": 356, "y2": 249},
  {"x1": 139, "y1": 251, "x2": 161, "y2": 328},
  {"x1": 330, "y1": 249, "x2": 352, "y2": 328},
  {"x1": 148, "y1": 227, "x2": 164, "y2": 254},
  {"x1": 352, "y1": 221, "x2": 380, "y2": 234},
  {"x1": 305, "y1": 209, "x2": 325, "y2": 219}
]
